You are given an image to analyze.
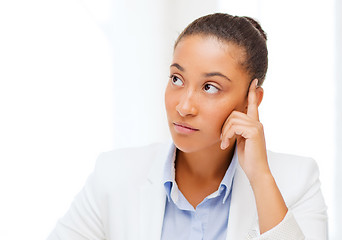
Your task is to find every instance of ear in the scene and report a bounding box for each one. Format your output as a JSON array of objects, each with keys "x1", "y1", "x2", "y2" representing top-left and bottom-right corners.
[
  {"x1": 243, "y1": 86, "x2": 264, "y2": 113},
  {"x1": 256, "y1": 86, "x2": 264, "y2": 107}
]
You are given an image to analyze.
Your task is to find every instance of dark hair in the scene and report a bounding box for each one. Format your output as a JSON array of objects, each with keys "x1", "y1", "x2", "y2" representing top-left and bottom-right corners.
[{"x1": 174, "y1": 13, "x2": 268, "y2": 86}]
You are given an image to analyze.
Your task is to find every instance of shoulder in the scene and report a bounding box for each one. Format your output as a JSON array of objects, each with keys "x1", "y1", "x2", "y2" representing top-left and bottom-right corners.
[
  {"x1": 266, "y1": 150, "x2": 320, "y2": 206},
  {"x1": 96, "y1": 142, "x2": 167, "y2": 168},
  {"x1": 267, "y1": 150, "x2": 319, "y2": 177},
  {"x1": 91, "y1": 142, "x2": 169, "y2": 188}
]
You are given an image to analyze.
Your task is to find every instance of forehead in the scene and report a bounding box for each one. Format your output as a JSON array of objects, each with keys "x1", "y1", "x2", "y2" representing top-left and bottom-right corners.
[{"x1": 172, "y1": 35, "x2": 249, "y2": 81}]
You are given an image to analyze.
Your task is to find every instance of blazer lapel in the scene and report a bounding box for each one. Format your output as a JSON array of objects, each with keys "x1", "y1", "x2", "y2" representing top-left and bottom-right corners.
[
  {"x1": 226, "y1": 164, "x2": 258, "y2": 239},
  {"x1": 139, "y1": 183, "x2": 166, "y2": 240},
  {"x1": 139, "y1": 143, "x2": 170, "y2": 240}
]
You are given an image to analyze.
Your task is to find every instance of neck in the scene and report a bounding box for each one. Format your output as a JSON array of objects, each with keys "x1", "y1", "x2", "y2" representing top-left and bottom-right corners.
[{"x1": 175, "y1": 141, "x2": 236, "y2": 182}]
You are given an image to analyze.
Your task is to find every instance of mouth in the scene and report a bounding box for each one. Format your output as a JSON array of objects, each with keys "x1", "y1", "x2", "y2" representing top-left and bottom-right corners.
[{"x1": 173, "y1": 122, "x2": 199, "y2": 134}]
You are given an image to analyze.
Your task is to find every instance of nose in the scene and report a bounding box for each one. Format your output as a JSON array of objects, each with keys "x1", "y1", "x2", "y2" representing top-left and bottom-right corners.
[{"x1": 176, "y1": 90, "x2": 198, "y2": 117}]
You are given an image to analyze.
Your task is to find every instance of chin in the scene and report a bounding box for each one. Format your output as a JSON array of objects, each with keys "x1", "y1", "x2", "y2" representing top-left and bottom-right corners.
[
  {"x1": 173, "y1": 141, "x2": 197, "y2": 153},
  {"x1": 171, "y1": 132, "x2": 219, "y2": 153}
]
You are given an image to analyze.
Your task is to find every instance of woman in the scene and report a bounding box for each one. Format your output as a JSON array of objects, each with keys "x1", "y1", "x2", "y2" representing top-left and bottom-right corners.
[{"x1": 48, "y1": 13, "x2": 327, "y2": 240}]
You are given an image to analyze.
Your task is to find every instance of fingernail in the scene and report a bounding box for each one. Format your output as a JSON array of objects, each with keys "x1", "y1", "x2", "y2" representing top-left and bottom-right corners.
[
  {"x1": 255, "y1": 79, "x2": 259, "y2": 87},
  {"x1": 221, "y1": 140, "x2": 228, "y2": 150}
]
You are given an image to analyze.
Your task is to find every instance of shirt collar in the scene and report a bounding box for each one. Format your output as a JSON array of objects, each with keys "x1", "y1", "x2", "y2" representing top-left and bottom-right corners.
[
  {"x1": 220, "y1": 146, "x2": 238, "y2": 203},
  {"x1": 163, "y1": 143, "x2": 238, "y2": 204},
  {"x1": 163, "y1": 143, "x2": 176, "y2": 202}
]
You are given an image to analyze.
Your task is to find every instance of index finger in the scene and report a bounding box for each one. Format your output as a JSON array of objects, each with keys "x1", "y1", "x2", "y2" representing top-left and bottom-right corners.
[{"x1": 247, "y1": 78, "x2": 259, "y2": 120}]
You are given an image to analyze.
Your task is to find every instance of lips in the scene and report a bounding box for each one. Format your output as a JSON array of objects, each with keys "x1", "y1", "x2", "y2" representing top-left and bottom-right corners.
[{"x1": 173, "y1": 122, "x2": 199, "y2": 134}]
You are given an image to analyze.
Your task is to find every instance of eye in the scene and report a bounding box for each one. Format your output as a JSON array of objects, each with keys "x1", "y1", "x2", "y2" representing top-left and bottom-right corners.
[
  {"x1": 204, "y1": 84, "x2": 219, "y2": 94},
  {"x1": 170, "y1": 75, "x2": 183, "y2": 86}
]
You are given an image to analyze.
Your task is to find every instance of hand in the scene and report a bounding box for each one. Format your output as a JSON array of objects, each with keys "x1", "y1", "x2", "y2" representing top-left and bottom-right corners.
[
  {"x1": 220, "y1": 79, "x2": 270, "y2": 184},
  {"x1": 221, "y1": 79, "x2": 288, "y2": 233}
]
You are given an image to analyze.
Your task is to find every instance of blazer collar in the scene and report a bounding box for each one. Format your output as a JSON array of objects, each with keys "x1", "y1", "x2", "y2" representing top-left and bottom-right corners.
[{"x1": 139, "y1": 142, "x2": 171, "y2": 240}]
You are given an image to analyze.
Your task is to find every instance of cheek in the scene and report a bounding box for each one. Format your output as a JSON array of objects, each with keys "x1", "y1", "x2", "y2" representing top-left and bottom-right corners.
[
  {"x1": 164, "y1": 86, "x2": 176, "y2": 114},
  {"x1": 204, "y1": 96, "x2": 246, "y2": 131},
  {"x1": 202, "y1": 102, "x2": 234, "y2": 131},
  {"x1": 234, "y1": 96, "x2": 248, "y2": 114}
]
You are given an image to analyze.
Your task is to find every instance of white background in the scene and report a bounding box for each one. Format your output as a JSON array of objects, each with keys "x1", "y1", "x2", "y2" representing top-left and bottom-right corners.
[{"x1": 0, "y1": 0, "x2": 339, "y2": 239}]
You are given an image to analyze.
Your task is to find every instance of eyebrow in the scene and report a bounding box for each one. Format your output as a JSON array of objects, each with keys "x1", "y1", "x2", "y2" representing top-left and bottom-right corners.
[
  {"x1": 170, "y1": 63, "x2": 231, "y2": 82},
  {"x1": 170, "y1": 63, "x2": 184, "y2": 72},
  {"x1": 204, "y1": 72, "x2": 231, "y2": 82}
]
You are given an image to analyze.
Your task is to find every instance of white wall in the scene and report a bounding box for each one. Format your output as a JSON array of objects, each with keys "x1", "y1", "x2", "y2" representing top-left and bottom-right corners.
[
  {"x1": 84, "y1": 0, "x2": 220, "y2": 149},
  {"x1": 0, "y1": 0, "x2": 114, "y2": 239}
]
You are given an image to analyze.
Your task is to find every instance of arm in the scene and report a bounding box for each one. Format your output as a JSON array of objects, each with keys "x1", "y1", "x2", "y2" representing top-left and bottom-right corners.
[{"x1": 250, "y1": 171, "x2": 288, "y2": 234}]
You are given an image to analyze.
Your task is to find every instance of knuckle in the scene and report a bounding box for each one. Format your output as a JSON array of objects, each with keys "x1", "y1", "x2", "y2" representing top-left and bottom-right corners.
[
  {"x1": 257, "y1": 122, "x2": 264, "y2": 131},
  {"x1": 230, "y1": 111, "x2": 239, "y2": 118},
  {"x1": 254, "y1": 122, "x2": 264, "y2": 134},
  {"x1": 251, "y1": 127, "x2": 258, "y2": 136},
  {"x1": 224, "y1": 121, "x2": 232, "y2": 131}
]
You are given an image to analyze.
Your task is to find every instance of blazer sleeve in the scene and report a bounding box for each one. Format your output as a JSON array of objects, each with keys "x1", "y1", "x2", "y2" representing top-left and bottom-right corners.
[
  {"x1": 47, "y1": 158, "x2": 105, "y2": 240},
  {"x1": 248, "y1": 157, "x2": 328, "y2": 240}
]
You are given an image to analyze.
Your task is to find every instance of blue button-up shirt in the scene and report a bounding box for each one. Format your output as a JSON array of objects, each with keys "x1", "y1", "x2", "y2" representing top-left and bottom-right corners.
[{"x1": 161, "y1": 144, "x2": 238, "y2": 240}]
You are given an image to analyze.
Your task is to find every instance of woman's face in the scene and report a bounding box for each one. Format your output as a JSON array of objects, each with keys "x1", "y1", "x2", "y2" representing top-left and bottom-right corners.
[{"x1": 165, "y1": 35, "x2": 251, "y2": 153}]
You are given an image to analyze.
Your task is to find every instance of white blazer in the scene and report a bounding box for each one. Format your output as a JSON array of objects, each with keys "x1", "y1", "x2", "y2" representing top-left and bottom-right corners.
[{"x1": 47, "y1": 142, "x2": 328, "y2": 240}]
